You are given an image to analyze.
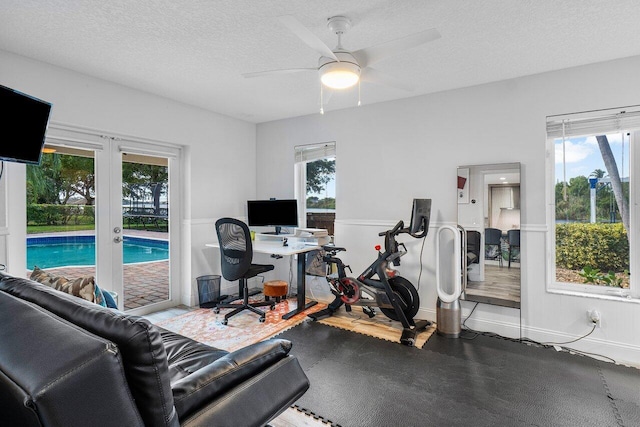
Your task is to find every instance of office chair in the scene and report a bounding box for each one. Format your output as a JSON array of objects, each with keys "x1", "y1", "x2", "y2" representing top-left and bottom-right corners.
[
  {"x1": 484, "y1": 227, "x2": 503, "y2": 267},
  {"x1": 466, "y1": 230, "x2": 481, "y2": 267},
  {"x1": 214, "y1": 218, "x2": 275, "y2": 324},
  {"x1": 507, "y1": 229, "x2": 521, "y2": 268}
]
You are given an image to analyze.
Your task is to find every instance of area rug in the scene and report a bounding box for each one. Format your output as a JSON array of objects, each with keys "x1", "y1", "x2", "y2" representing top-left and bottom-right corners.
[
  {"x1": 156, "y1": 297, "x2": 326, "y2": 352},
  {"x1": 276, "y1": 322, "x2": 640, "y2": 427}
]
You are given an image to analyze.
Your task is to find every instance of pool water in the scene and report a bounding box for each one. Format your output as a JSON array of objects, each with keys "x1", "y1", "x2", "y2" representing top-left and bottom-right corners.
[{"x1": 27, "y1": 236, "x2": 169, "y2": 269}]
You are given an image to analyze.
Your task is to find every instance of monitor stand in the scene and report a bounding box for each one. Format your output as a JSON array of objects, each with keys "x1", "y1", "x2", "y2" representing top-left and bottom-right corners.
[{"x1": 261, "y1": 226, "x2": 282, "y2": 235}]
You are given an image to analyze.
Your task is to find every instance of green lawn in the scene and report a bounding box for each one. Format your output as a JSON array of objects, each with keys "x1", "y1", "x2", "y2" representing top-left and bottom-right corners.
[{"x1": 27, "y1": 224, "x2": 95, "y2": 234}]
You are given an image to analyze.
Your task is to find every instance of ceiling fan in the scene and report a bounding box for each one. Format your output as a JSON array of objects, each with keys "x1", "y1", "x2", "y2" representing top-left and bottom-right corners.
[{"x1": 243, "y1": 15, "x2": 441, "y2": 110}]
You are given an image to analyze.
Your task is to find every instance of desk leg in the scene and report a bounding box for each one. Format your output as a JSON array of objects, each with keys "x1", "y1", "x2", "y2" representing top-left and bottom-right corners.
[{"x1": 282, "y1": 251, "x2": 317, "y2": 319}]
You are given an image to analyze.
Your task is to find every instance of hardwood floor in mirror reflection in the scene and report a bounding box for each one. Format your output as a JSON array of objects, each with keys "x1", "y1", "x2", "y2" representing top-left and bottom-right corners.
[{"x1": 465, "y1": 264, "x2": 520, "y2": 308}]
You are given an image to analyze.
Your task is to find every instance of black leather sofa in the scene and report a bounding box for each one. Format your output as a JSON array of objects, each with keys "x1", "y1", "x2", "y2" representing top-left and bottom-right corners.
[{"x1": 0, "y1": 272, "x2": 309, "y2": 426}]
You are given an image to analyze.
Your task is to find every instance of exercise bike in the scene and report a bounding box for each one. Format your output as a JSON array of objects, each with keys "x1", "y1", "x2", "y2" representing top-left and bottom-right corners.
[{"x1": 309, "y1": 199, "x2": 432, "y2": 346}]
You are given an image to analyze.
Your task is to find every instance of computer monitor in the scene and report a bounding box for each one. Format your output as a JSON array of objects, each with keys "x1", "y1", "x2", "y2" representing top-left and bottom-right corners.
[
  {"x1": 247, "y1": 199, "x2": 298, "y2": 235},
  {"x1": 0, "y1": 85, "x2": 52, "y2": 165},
  {"x1": 409, "y1": 198, "x2": 431, "y2": 238}
]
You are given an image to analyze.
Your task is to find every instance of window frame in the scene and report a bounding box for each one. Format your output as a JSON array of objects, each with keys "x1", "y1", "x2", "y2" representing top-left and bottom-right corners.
[
  {"x1": 546, "y1": 112, "x2": 639, "y2": 300},
  {"x1": 294, "y1": 142, "x2": 336, "y2": 228}
]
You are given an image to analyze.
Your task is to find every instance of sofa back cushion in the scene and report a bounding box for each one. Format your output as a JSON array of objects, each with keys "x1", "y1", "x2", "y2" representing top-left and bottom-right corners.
[
  {"x1": 0, "y1": 274, "x2": 179, "y2": 427},
  {"x1": 0, "y1": 292, "x2": 144, "y2": 427}
]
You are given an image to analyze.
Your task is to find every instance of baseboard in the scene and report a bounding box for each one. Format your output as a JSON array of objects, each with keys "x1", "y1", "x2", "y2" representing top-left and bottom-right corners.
[{"x1": 418, "y1": 307, "x2": 640, "y2": 367}]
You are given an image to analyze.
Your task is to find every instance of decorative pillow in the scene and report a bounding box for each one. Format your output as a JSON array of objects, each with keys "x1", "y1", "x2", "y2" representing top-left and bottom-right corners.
[
  {"x1": 101, "y1": 288, "x2": 118, "y2": 309},
  {"x1": 30, "y1": 266, "x2": 97, "y2": 304},
  {"x1": 30, "y1": 266, "x2": 69, "y2": 289},
  {"x1": 93, "y1": 282, "x2": 108, "y2": 307}
]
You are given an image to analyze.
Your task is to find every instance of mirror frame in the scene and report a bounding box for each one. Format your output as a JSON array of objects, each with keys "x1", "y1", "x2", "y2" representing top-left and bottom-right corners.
[{"x1": 457, "y1": 162, "x2": 521, "y2": 309}]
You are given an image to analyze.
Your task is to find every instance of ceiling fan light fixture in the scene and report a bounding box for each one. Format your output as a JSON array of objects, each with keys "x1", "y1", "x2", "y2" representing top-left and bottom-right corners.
[{"x1": 319, "y1": 61, "x2": 360, "y2": 89}]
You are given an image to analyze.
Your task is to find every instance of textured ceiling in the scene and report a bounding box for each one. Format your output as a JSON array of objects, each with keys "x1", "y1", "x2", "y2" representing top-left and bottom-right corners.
[{"x1": 2, "y1": 1, "x2": 640, "y2": 123}]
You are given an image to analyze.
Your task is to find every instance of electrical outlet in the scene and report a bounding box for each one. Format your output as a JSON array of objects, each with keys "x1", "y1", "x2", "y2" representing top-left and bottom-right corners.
[{"x1": 587, "y1": 309, "x2": 601, "y2": 327}]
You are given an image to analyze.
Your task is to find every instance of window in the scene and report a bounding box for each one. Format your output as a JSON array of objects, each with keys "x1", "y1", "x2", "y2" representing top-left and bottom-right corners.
[
  {"x1": 547, "y1": 108, "x2": 640, "y2": 298},
  {"x1": 294, "y1": 142, "x2": 336, "y2": 235}
]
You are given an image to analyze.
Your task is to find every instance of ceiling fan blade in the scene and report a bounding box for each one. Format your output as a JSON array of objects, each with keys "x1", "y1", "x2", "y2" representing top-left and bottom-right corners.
[
  {"x1": 352, "y1": 28, "x2": 441, "y2": 68},
  {"x1": 242, "y1": 68, "x2": 316, "y2": 79},
  {"x1": 361, "y1": 68, "x2": 414, "y2": 92},
  {"x1": 278, "y1": 15, "x2": 339, "y2": 61}
]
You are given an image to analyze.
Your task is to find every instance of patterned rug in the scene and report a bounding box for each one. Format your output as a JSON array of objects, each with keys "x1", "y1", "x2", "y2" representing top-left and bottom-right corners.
[{"x1": 156, "y1": 297, "x2": 327, "y2": 352}]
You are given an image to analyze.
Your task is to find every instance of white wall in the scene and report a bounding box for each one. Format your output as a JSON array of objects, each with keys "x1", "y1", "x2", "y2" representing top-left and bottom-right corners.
[
  {"x1": 256, "y1": 55, "x2": 640, "y2": 365},
  {"x1": 0, "y1": 50, "x2": 257, "y2": 306}
]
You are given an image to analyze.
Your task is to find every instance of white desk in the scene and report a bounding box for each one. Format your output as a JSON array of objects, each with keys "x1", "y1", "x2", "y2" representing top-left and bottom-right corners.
[{"x1": 206, "y1": 239, "x2": 321, "y2": 319}]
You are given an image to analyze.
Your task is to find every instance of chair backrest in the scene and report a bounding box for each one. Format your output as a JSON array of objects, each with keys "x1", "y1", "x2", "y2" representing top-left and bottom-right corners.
[
  {"x1": 466, "y1": 230, "x2": 481, "y2": 260},
  {"x1": 215, "y1": 218, "x2": 253, "y2": 282},
  {"x1": 507, "y1": 229, "x2": 520, "y2": 246},
  {"x1": 485, "y1": 228, "x2": 502, "y2": 246}
]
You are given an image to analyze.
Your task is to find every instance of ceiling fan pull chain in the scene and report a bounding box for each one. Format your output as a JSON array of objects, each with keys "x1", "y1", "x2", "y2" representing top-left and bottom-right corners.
[
  {"x1": 358, "y1": 80, "x2": 361, "y2": 107},
  {"x1": 320, "y1": 85, "x2": 324, "y2": 115}
]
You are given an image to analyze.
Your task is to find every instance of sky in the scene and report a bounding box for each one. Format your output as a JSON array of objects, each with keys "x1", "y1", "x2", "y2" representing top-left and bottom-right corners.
[
  {"x1": 308, "y1": 178, "x2": 335, "y2": 199},
  {"x1": 555, "y1": 133, "x2": 630, "y2": 182}
]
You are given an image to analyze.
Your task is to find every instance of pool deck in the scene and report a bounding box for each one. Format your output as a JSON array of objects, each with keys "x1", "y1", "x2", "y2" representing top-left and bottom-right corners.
[{"x1": 27, "y1": 229, "x2": 169, "y2": 310}]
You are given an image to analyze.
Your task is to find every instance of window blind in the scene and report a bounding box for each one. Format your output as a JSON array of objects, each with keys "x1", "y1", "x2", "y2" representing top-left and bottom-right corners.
[
  {"x1": 546, "y1": 106, "x2": 640, "y2": 138},
  {"x1": 294, "y1": 141, "x2": 336, "y2": 163}
]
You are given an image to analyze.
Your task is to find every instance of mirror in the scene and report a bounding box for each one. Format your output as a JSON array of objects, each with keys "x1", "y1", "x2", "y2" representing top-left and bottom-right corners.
[{"x1": 457, "y1": 163, "x2": 521, "y2": 308}]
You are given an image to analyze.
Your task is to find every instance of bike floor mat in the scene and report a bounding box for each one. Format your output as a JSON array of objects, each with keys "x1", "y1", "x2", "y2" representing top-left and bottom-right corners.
[{"x1": 277, "y1": 321, "x2": 640, "y2": 427}]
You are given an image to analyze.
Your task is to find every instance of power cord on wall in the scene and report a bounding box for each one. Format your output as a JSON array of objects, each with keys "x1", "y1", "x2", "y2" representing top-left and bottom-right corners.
[
  {"x1": 0, "y1": 160, "x2": 4, "y2": 181},
  {"x1": 459, "y1": 302, "x2": 615, "y2": 363}
]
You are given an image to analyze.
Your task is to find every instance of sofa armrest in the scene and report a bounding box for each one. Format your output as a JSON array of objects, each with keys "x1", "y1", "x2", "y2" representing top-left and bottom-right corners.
[
  {"x1": 171, "y1": 338, "x2": 292, "y2": 418},
  {"x1": 181, "y1": 355, "x2": 309, "y2": 427}
]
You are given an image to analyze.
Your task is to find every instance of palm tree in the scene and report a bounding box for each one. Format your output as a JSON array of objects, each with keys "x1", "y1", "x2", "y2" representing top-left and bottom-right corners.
[{"x1": 596, "y1": 135, "x2": 629, "y2": 236}]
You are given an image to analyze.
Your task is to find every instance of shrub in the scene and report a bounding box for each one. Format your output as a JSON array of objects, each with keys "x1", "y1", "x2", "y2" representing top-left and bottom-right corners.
[
  {"x1": 556, "y1": 223, "x2": 628, "y2": 272},
  {"x1": 27, "y1": 204, "x2": 95, "y2": 226}
]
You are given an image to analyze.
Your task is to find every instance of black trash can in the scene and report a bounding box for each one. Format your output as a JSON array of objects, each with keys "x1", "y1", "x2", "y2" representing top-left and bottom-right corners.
[{"x1": 196, "y1": 275, "x2": 221, "y2": 308}]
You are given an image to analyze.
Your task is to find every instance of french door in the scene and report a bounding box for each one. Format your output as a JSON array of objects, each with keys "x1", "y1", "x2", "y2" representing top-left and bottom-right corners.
[
  {"x1": 34, "y1": 125, "x2": 182, "y2": 313},
  {"x1": 104, "y1": 140, "x2": 181, "y2": 313}
]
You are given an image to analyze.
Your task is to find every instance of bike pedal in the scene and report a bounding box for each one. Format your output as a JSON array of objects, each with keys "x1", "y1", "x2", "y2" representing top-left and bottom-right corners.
[{"x1": 363, "y1": 306, "x2": 376, "y2": 318}]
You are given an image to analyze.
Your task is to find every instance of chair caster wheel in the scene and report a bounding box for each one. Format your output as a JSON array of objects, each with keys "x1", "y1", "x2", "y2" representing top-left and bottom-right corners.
[
  {"x1": 259, "y1": 317, "x2": 265, "y2": 323},
  {"x1": 222, "y1": 319, "x2": 228, "y2": 325},
  {"x1": 213, "y1": 307, "x2": 220, "y2": 314}
]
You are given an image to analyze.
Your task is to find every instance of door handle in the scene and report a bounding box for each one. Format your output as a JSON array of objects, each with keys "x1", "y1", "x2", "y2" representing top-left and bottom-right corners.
[{"x1": 113, "y1": 236, "x2": 123, "y2": 243}]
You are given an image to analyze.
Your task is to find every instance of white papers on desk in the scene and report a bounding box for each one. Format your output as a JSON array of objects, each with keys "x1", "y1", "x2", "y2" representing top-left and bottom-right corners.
[{"x1": 295, "y1": 228, "x2": 330, "y2": 245}]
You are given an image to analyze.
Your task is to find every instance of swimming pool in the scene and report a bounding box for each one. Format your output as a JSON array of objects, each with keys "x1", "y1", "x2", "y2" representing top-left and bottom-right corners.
[{"x1": 27, "y1": 235, "x2": 169, "y2": 269}]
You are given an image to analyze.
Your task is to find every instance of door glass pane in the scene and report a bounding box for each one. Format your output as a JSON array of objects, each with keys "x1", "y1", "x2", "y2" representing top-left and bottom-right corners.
[
  {"x1": 121, "y1": 153, "x2": 170, "y2": 310},
  {"x1": 26, "y1": 145, "x2": 97, "y2": 285}
]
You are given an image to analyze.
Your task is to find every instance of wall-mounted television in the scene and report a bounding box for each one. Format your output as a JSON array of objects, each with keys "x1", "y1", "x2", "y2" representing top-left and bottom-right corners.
[
  {"x1": 0, "y1": 85, "x2": 52, "y2": 165},
  {"x1": 247, "y1": 199, "x2": 298, "y2": 235}
]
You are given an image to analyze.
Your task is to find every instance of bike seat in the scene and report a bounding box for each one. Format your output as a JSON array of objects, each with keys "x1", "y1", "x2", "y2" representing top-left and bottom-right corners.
[{"x1": 322, "y1": 245, "x2": 346, "y2": 252}]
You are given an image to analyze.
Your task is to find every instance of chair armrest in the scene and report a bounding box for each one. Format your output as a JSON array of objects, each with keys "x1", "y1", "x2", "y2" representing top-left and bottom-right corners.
[{"x1": 171, "y1": 338, "x2": 292, "y2": 418}]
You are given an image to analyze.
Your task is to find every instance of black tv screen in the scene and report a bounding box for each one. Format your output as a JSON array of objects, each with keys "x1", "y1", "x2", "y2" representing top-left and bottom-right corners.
[
  {"x1": 0, "y1": 85, "x2": 52, "y2": 165},
  {"x1": 409, "y1": 198, "x2": 431, "y2": 237},
  {"x1": 247, "y1": 199, "x2": 298, "y2": 232}
]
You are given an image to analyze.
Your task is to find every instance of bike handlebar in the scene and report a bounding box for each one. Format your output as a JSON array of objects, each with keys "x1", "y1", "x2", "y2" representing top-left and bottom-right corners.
[
  {"x1": 378, "y1": 220, "x2": 405, "y2": 237},
  {"x1": 378, "y1": 219, "x2": 428, "y2": 239}
]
